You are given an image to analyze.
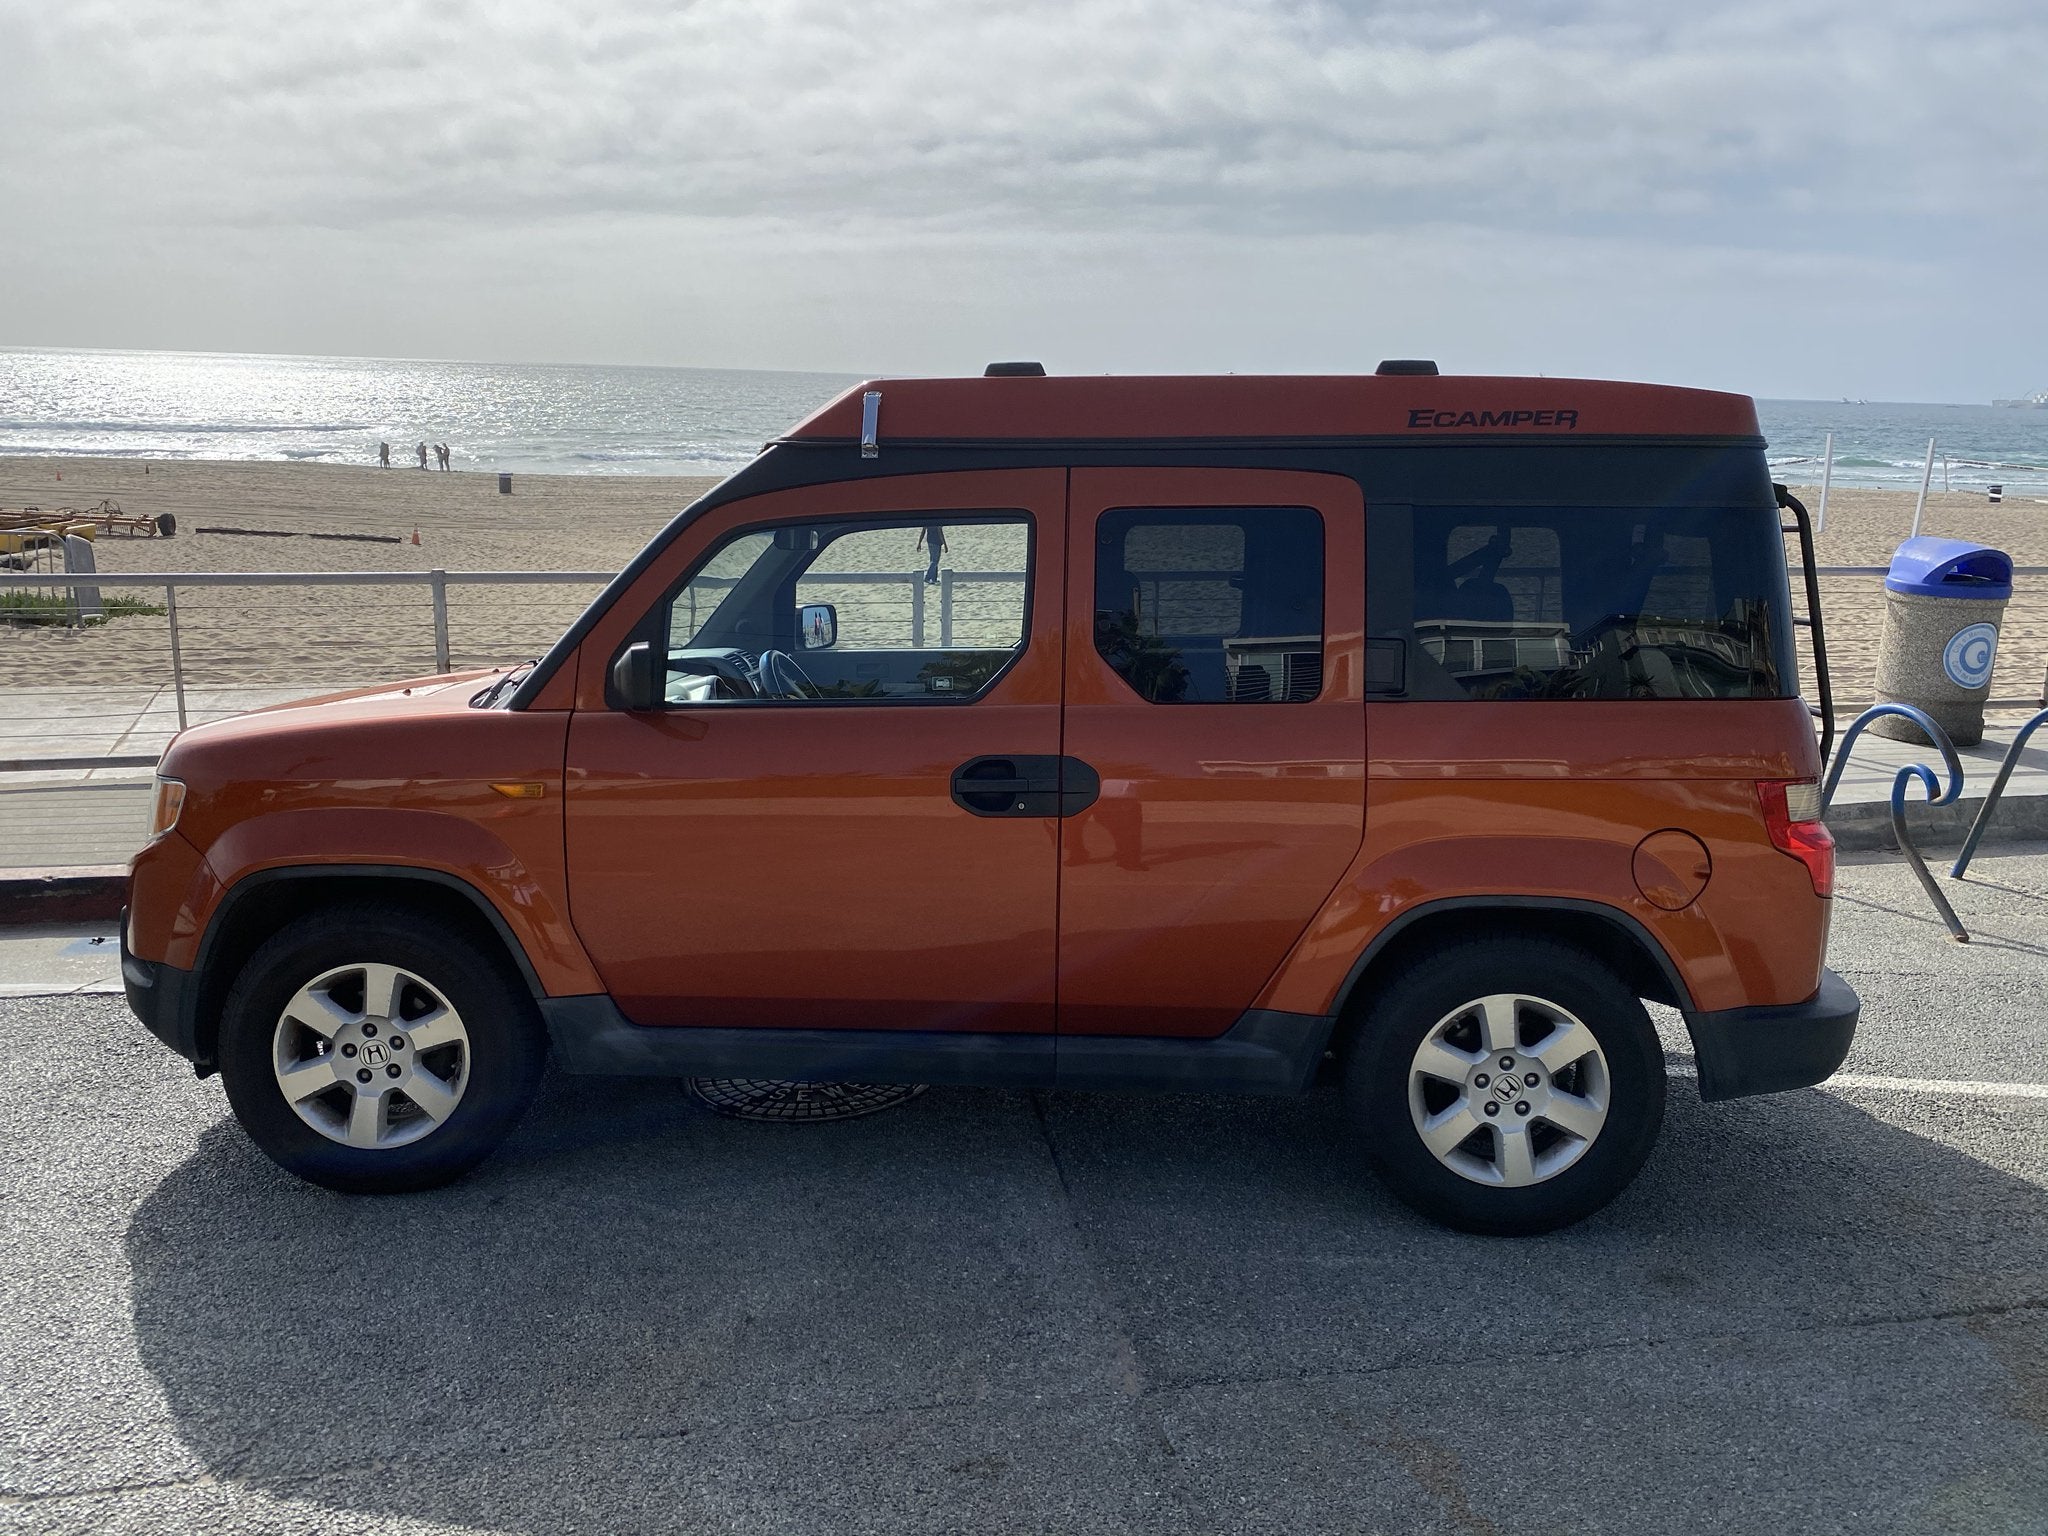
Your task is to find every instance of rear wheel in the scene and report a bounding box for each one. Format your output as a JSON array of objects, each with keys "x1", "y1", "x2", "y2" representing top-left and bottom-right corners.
[
  {"x1": 217, "y1": 904, "x2": 546, "y2": 1193},
  {"x1": 1345, "y1": 937, "x2": 1665, "y2": 1235}
]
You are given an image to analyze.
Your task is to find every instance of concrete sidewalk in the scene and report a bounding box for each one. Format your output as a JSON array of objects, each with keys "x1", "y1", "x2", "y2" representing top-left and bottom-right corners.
[
  {"x1": 0, "y1": 684, "x2": 312, "y2": 779},
  {"x1": 1820, "y1": 714, "x2": 2048, "y2": 850},
  {"x1": 0, "y1": 924, "x2": 125, "y2": 995},
  {"x1": 0, "y1": 685, "x2": 314, "y2": 870}
]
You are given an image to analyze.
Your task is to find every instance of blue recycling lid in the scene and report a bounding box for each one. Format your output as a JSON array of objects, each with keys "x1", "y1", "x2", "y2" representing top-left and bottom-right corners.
[{"x1": 1884, "y1": 537, "x2": 2013, "y2": 600}]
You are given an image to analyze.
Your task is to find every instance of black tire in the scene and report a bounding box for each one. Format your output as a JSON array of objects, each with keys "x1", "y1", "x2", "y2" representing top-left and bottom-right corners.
[
  {"x1": 217, "y1": 903, "x2": 547, "y2": 1193},
  {"x1": 1345, "y1": 937, "x2": 1665, "y2": 1236},
  {"x1": 155, "y1": 512, "x2": 176, "y2": 537}
]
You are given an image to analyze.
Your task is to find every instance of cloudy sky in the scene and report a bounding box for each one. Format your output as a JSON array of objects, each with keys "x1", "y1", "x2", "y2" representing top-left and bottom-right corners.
[{"x1": 3, "y1": 0, "x2": 2043, "y2": 399}]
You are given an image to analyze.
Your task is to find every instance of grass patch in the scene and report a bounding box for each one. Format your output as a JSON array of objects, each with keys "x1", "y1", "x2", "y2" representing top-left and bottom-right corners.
[{"x1": 0, "y1": 590, "x2": 168, "y2": 627}]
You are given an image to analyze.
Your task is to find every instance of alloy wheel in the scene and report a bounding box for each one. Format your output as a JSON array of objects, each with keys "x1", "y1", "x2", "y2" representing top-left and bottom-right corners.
[
  {"x1": 271, "y1": 962, "x2": 472, "y2": 1150},
  {"x1": 1406, "y1": 992, "x2": 1610, "y2": 1187}
]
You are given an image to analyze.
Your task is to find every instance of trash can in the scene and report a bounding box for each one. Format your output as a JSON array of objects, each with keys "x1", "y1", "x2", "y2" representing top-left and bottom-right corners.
[
  {"x1": 498, "y1": 472, "x2": 512, "y2": 495},
  {"x1": 1872, "y1": 536, "x2": 2013, "y2": 746}
]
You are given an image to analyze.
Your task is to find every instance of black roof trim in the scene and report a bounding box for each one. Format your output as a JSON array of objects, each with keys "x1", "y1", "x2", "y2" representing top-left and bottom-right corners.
[{"x1": 770, "y1": 433, "x2": 1769, "y2": 453}]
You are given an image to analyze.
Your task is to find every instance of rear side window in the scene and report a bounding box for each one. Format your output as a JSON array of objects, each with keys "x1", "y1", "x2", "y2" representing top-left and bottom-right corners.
[
  {"x1": 1367, "y1": 505, "x2": 1794, "y2": 701},
  {"x1": 1095, "y1": 507, "x2": 1324, "y2": 703}
]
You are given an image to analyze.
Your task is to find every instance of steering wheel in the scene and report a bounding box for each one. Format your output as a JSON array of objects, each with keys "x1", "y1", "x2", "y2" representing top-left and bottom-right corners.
[{"x1": 754, "y1": 648, "x2": 822, "y2": 700}]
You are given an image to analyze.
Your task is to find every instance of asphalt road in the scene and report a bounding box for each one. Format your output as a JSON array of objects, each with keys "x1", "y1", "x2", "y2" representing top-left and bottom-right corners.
[{"x1": 4, "y1": 850, "x2": 2048, "y2": 1534}]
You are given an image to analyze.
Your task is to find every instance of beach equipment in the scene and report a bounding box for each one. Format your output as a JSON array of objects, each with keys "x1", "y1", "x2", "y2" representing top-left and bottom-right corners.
[
  {"x1": 1871, "y1": 537, "x2": 2013, "y2": 747},
  {"x1": 0, "y1": 500, "x2": 165, "y2": 538}
]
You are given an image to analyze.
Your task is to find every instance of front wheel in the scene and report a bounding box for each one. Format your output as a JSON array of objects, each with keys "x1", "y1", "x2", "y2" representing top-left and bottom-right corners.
[
  {"x1": 217, "y1": 904, "x2": 547, "y2": 1193},
  {"x1": 1345, "y1": 937, "x2": 1666, "y2": 1235}
]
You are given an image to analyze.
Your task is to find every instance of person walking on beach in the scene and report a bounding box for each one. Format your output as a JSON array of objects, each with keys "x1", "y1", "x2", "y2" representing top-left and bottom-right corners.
[
  {"x1": 417, "y1": 441, "x2": 430, "y2": 470},
  {"x1": 917, "y1": 523, "x2": 947, "y2": 585},
  {"x1": 437, "y1": 443, "x2": 451, "y2": 471},
  {"x1": 378, "y1": 441, "x2": 390, "y2": 468}
]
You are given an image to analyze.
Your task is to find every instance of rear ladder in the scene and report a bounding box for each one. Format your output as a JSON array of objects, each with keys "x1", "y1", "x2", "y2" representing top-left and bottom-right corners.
[{"x1": 1775, "y1": 483, "x2": 1835, "y2": 768}]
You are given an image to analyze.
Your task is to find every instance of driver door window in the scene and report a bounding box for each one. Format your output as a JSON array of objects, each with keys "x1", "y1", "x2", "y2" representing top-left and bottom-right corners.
[{"x1": 662, "y1": 515, "x2": 1031, "y2": 703}]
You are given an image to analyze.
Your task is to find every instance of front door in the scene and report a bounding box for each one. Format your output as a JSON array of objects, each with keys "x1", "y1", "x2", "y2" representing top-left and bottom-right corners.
[
  {"x1": 1058, "y1": 468, "x2": 1366, "y2": 1038},
  {"x1": 564, "y1": 470, "x2": 1065, "y2": 1034}
]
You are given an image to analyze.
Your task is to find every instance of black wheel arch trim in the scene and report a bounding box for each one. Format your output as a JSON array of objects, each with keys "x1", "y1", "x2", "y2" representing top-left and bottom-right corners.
[
  {"x1": 142, "y1": 865, "x2": 552, "y2": 1074},
  {"x1": 195, "y1": 865, "x2": 548, "y2": 997},
  {"x1": 1330, "y1": 896, "x2": 1699, "y2": 1019}
]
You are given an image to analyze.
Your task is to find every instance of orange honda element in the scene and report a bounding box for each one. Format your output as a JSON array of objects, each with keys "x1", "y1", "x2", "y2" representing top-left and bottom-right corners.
[{"x1": 124, "y1": 362, "x2": 1857, "y2": 1234}]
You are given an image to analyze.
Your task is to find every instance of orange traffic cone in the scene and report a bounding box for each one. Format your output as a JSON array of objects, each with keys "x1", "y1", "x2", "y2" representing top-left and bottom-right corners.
[{"x1": 411, "y1": 527, "x2": 421, "y2": 546}]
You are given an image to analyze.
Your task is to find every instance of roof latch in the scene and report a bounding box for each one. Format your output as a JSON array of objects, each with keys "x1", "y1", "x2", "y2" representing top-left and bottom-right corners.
[{"x1": 860, "y1": 391, "x2": 881, "y2": 459}]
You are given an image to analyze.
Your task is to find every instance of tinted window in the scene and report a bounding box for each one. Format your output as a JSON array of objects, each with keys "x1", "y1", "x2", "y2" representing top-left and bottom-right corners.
[
  {"x1": 1367, "y1": 504, "x2": 1794, "y2": 701},
  {"x1": 1095, "y1": 507, "x2": 1323, "y2": 703}
]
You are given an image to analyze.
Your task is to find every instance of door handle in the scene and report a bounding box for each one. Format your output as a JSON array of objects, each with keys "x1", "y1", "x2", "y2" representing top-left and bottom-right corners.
[{"x1": 952, "y1": 756, "x2": 1101, "y2": 818}]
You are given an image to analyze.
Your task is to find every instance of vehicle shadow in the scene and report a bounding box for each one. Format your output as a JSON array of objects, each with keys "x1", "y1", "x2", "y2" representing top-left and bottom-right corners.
[{"x1": 124, "y1": 1071, "x2": 2048, "y2": 1534}]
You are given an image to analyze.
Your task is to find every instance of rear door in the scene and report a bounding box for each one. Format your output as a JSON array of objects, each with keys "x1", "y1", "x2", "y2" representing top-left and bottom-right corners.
[{"x1": 1058, "y1": 468, "x2": 1367, "y2": 1038}]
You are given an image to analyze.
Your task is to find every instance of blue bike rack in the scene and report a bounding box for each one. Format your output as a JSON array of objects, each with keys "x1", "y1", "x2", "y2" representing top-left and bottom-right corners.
[
  {"x1": 1950, "y1": 705, "x2": 2048, "y2": 879},
  {"x1": 1820, "y1": 702, "x2": 1969, "y2": 941}
]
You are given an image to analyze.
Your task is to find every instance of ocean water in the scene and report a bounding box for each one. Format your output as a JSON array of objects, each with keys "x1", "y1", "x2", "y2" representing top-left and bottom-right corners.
[
  {"x1": 4, "y1": 347, "x2": 2047, "y2": 492},
  {"x1": 1760, "y1": 398, "x2": 2048, "y2": 498},
  {"x1": 0, "y1": 348, "x2": 860, "y2": 477}
]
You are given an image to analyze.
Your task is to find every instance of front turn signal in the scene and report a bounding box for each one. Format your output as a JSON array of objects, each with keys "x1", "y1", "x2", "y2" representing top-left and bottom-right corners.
[{"x1": 146, "y1": 777, "x2": 187, "y2": 842}]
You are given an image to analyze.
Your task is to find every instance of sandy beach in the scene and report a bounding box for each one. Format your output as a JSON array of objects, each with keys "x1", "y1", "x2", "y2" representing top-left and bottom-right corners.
[
  {"x1": 0, "y1": 457, "x2": 718, "y2": 691},
  {"x1": 1789, "y1": 481, "x2": 2048, "y2": 709},
  {"x1": 1, "y1": 457, "x2": 2045, "y2": 708}
]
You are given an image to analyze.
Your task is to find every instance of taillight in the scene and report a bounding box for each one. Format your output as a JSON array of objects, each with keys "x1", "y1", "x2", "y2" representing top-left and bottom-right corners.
[{"x1": 1759, "y1": 779, "x2": 1833, "y2": 896}]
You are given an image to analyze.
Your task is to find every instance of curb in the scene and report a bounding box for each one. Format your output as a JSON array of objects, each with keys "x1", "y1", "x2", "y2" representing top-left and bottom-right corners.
[
  {"x1": 0, "y1": 866, "x2": 126, "y2": 926},
  {"x1": 1824, "y1": 793, "x2": 2048, "y2": 854}
]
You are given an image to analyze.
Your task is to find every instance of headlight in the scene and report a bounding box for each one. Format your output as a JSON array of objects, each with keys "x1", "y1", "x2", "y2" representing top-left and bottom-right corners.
[{"x1": 146, "y1": 777, "x2": 187, "y2": 842}]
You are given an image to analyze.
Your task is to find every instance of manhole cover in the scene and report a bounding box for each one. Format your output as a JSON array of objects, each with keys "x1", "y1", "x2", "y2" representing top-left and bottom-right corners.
[{"x1": 685, "y1": 1079, "x2": 929, "y2": 1123}]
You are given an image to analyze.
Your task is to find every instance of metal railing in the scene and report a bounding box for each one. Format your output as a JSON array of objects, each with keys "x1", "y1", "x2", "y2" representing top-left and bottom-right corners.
[
  {"x1": 0, "y1": 569, "x2": 613, "y2": 786},
  {"x1": 0, "y1": 566, "x2": 1029, "y2": 776},
  {"x1": 0, "y1": 568, "x2": 611, "y2": 745}
]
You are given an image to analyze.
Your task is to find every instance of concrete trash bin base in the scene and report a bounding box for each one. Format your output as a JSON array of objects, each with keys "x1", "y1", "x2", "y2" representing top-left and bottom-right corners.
[{"x1": 1871, "y1": 537, "x2": 2013, "y2": 748}]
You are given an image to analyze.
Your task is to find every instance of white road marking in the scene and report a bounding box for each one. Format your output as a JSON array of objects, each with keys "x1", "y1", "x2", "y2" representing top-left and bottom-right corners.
[
  {"x1": 1668, "y1": 1064, "x2": 2048, "y2": 1099},
  {"x1": 1821, "y1": 1072, "x2": 2048, "y2": 1100}
]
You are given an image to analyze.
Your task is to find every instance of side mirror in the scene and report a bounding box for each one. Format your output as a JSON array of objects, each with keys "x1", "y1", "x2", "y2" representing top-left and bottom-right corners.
[
  {"x1": 798, "y1": 602, "x2": 838, "y2": 650},
  {"x1": 610, "y1": 641, "x2": 659, "y2": 711}
]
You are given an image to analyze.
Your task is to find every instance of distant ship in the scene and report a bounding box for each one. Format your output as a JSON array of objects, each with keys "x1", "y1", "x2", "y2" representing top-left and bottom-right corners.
[{"x1": 1992, "y1": 390, "x2": 2048, "y2": 407}]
